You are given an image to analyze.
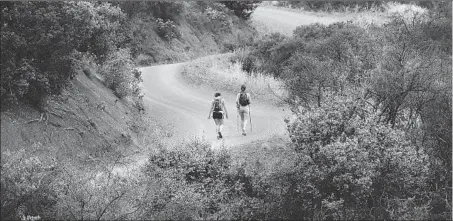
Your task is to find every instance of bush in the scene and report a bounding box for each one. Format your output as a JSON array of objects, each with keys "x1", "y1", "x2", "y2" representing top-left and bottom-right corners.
[
  {"x1": 1, "y1": 147, "x2": 58, "y2": 220},
  {"x1": 142, "y1": 138, "x2": 259, "y2": 219},
  {"x1": 99, "y1": 49, "x2": 142, "y2": 99},
  {"x1": 220, "y1": 1, "x2": 260, "y2": 20},
  {"x1": 156, "y1": 18, "x2": 181, "y2": 41},
  {"x1": 243, "y1": 32, "x2": 288, "y2": 76},
  {"x1": 149, "y1": 1, "x2": 184, "y2": 21},
  {"x1": 285, "y1": 1, "x2": 385, "y2": 12},
  {"x1": 282, "y1": 96, "x2": 431, "y2": 219},
  {"x1": 0, "y1": 2, "x2": 129, "y2": 108},
  {"x1": 205, "y1": 5, "x2": 231, "y2": 33}
]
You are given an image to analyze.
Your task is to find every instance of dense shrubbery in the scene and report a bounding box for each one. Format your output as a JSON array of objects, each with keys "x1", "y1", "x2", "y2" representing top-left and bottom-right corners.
[
  {"x1": 0, "y1": 2, "x2": 132, "y2": 108},
  {"x1": 277, "y1": 1, "x2": 384, "y2": 12},
  {"x1": 238, "y1": 4, "x2": 451, "y2": 219},
  {"x1": 283, "y1": 95, "x2": 431, "y2": 219},
  {"x1": 141, "y1": 139, "x2": 263, "y2": 220},
  {"x1": 220, "y1": 1, "x2": 261, "y2": 20},
  {"x1": 156, "y1": 18, "x2": 181, "y2": 41},
  {"x1": 114, "y1": 1, "x2": 184, "y2": 21},
  {"x1": 1, "y1": 147, "x2": 58, "y2": 220},
  {"x1": 99, "y1": 49, "x2": 143, "y2": 99}
]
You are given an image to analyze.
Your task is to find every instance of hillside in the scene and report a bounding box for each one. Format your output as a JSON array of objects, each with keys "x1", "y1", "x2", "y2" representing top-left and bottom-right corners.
[
  {"x1": 2, "y1": 1, "x2": 451, "y2": 220},
  {"x1": 0, "y1": 2, "x2": 259, "y2": 220},
  {"x1": 121, "y1": 1, "x2": 258, "y2": 65}
]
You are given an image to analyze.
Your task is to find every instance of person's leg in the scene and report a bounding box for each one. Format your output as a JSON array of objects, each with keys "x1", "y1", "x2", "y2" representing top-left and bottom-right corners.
[
  {"x1": 218, "y1": 118, "x2": 224, "y2": 138},
  {"x1": 219, "y1": 119, "x2": 224, "y2": 132},
  {"x1": 214, "y1": 119, "x2": 220, "y2": 134},
  {"x1": 240, "y1": 107, "x2": 248, "y2": 134},
  {"x1": 239, "y1": 109, "x2": 245, "y2": 133}
]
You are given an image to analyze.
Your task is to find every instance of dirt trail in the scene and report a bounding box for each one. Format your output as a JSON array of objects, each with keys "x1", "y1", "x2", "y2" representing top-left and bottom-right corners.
[
  {"x1": 112, "y1": 6, "x2": 350, "y2": 176},
  {"x1": 111, "y1": 63, "x2": 288, "y2": 176},
  {"x1": 140, "y1": 63, "x2": 288, "y2": 147},
  {"x1": 251, "y1": 6, "x2": 352, "y2": 35}
]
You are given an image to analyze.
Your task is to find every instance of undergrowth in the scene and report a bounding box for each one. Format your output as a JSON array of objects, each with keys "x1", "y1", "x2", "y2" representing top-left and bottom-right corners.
[{"x1": 181, "y1": 51, "x2": 284, "y2": 105}]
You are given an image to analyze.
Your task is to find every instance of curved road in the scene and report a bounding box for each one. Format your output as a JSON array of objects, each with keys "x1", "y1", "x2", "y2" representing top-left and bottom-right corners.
[
  {"x1": 139, "y1": 6, "x2": 350, "y2": 147},
  {"x1": 251, "y1": 6, "x2": 352, "y2": 35},
  {"x1": 113, "y1": 6, "x2": 349, "y2": 175},
  {"x1": 140, "y1": 64, "x2": 287, "y2": 147}
]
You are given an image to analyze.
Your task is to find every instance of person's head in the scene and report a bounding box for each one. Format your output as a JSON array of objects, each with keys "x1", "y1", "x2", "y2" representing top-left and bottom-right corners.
[
  {"x1": 214, "y1": 92, "x2": 221, "y2": 98},
  {"x1": 241, "y1": 85, "x2": 246, "y2": 92}
]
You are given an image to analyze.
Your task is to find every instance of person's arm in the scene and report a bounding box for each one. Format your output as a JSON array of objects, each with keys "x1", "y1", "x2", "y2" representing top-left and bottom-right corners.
[
  {"x1": 247, "y1": 93, "x2": 251, "y2": 105},
  {"x1": 235, "y1": 93, "x2": 240, "y2": 108},
  {"x1": 208, "y1": 100, "x2": 213, "y2": 119},
  {"x1": 223, "y1": 99, "x2": 228, "y2": 119}
]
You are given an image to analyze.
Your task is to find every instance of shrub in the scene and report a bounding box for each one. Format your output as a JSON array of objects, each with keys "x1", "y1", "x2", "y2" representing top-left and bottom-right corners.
[
  {"x1": 149, "y1": 1, "x2": 184, "y2": 21},
  {"x1": 205, "y1": 5, "x2": 231, "y2": 33},
  {"x1": 285, "y1": 1, "x2": 385, "y2": 12},
  {"x1": 142, "y1": 138, "x2": 253, "y2": 219},
  {"x1": 156, "y1": 18, "x2": 181, "y2": 41},
  {"x1": 52, "y1": 167, "x2": 136, "y2": 220},
  {"x1": 1, "y1": 147, "x2": 58, "y2": 220},
  {"x1": 0, "y1": 2, "x2": 129, "y2": 108},
  {"x1": 220, "y1": 1, "x2": 260, "y2": 20},
  {"x1": 243, "y1": 32, "x2": 288, "y2": 76},
  {"x1": 293, "y1": 23, "x2": 332, "y2": 40},
  {"x1": 99, "y1": 49, "x2": 142, "y2": 99},
  {"x1": 282, "y1": 95, "x2": 431, "y2": 219}
]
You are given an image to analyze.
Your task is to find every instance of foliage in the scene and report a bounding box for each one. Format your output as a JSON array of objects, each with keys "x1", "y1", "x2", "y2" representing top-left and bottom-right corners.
[
  {"x1": 99, "y1": 48, "x2": 143, "y2": 99},
  {"x1": 148, "y1": 1, "x2": 184, "y2": 21},
  {"x1": 242, "y1": 32, "x2": 288, "y2": 75},
  {"x1": 282, "y1": 95, "x2": 431, "y2": 219},
  {"x1": 220, "y1": 1, "x2": 261, "y2": 20},
  {"x1": 140, "y1": 138, "x2": 259, "y2": 220},
  {"x1": 279, "y1": 1, "x2": 386, "y2": 12},
  {"x1": 181, "y1": 53, "x2": 281, "y2": 104},
  {"x1": 237, "y1": 4, "x2": 451, "y2": 219},
  {"x1": 0, "y1": 2, "x2": 130, "y2": 108},
  {"x1": 115, "y1": 1, "x2": 184, "y2": 21},
  {"x1": 155, "y1": 18, "x2": 181, "y2": 41},
  {"x1": 1, "y1": 147, "x2": 58, "y2": 220}
]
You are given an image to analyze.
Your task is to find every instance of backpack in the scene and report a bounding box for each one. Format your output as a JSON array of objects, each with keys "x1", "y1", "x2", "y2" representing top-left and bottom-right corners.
[
  {"x1": 238, "y1": 92, "x2": 249, "y2": 106},
  {"x1": 213, "y1": 99, "x2": 222, "y2": 112}
]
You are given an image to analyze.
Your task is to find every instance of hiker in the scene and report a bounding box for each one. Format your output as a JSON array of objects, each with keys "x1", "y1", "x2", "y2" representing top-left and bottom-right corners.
[
  {"x1": 236, "y1": 85, "x2": 251, "y2": 136},
  {"x1": 208, "y1": 92, "x2": 228, "y2": 139}
]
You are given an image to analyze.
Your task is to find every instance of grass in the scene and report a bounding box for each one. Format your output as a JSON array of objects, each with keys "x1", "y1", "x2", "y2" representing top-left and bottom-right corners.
[
  {"x1": 181, "y1": 50, "x2": 286, "y2": 105},
  {"x1": 229, "y1": 134, "x2": 295, "y2": 176},
  {"x1": 256, "y1": 2, "x2": 429, "y2": 30}
]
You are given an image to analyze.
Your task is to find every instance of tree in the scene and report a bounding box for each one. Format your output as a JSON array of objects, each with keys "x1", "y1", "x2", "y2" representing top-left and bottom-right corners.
[
  {"x1": 220, "y1": 1, "x2": 260, "y2": 20},
  {"x1": 0, "y1": 2, "x2": 130, "y2": 108}
]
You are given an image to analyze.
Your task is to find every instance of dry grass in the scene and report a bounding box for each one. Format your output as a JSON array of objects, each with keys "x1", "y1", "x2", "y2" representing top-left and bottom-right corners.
[
  {"x1": 181, "y1": 51, "x2": 285, "y2": 105},
  {"x1": 256, "y1": 2, "x2": 428, "y2": 30},
  {"x1": 229, "y1": 134, "x2": 294, "y2": 177}
]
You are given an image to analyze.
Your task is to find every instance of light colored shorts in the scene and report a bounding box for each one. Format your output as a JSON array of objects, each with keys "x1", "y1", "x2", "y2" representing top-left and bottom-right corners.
[{"x1": 238, "y1": 105, "x2": 249, "y2": 116}]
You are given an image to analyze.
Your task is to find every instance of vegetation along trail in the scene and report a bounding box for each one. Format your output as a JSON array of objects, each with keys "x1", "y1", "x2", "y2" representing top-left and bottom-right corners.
[
  {"x1": 140, "y1": 63, "x2": 287, "y2": 148},
  {"x1": 139, "y1": 6, "x2": 350, "y2": 148}
]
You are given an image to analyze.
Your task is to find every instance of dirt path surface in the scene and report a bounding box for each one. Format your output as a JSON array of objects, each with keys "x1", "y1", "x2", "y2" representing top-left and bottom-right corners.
[
  {"x1": 251, "y1": 6, "x2": 351, "y2": 35},
  {"x1": 139, "y1": 6, "x2": 352, "y2": 147},
  {"x1": 140, "y1": 63, "x2": 288, "y2": 148},
  {"x1": 112, "y1": 6, "x2": 350, "y2": 175}
]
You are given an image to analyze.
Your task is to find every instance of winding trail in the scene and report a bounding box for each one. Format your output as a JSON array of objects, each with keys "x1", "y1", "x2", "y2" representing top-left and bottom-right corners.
[
  {"x1": 251, "y1": 6, "x2": 352, "y2": 35},
  {"x1": 112, "y1": 6, "x2": 350, "y2": 175},
  {"x1": 140, "y1": 63, "x2": 287, "y2": 148}
]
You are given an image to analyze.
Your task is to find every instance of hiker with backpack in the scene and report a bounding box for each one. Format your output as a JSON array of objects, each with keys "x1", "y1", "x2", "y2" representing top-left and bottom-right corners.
[
  {"x1": 208, "y1": 92, "x2": 228, "y2": 139},
  {"x1": 236, "y1": 85, "x2": 251, "y2": 136}
]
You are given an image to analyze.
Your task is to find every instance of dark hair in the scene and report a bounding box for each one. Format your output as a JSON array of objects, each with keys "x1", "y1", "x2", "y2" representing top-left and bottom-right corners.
[
  {"x1": 241, "y1": 85, "x2": 246, "y2": 91},
  {"x1": 214, "y1": 92, "x2": 221, "y2": 97}
]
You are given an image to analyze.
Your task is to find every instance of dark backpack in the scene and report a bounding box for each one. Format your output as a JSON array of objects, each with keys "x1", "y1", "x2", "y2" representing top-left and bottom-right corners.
[
  {"x1": 213, "y1": 99, "x2": 222, "y2": 112},
  {"x1": 238, "y1": 92, "x2": 249, "y2": 106}
]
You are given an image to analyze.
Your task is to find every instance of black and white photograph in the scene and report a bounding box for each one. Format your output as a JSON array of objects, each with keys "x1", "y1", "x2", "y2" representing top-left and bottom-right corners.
[{"x1": 1, "y1": 1, "x2": 451, "y2": 220}]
